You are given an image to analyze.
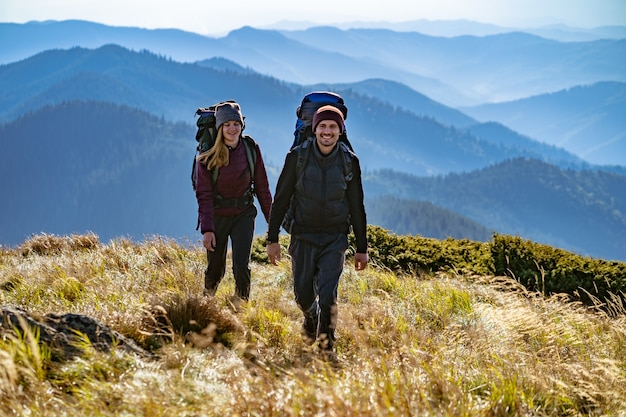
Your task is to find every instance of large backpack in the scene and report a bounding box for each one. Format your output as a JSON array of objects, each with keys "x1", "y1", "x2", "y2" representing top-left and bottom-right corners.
[
  {"x1": 191, "y1": 101, "x2": 257, "y2": 229},
  {"x1": 282, "y1": 91, "x2": 356, "y2": 233},
  {"x1": 291, "y1": 91, "x2": 353, "y2": 151}
]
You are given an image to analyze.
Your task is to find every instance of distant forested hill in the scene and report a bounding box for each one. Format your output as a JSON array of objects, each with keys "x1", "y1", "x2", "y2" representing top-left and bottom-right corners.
[
  {"x1": 0, "y1": 100, "x2": 197, "y2": 244},
  {"x1": 365, "y1": 197, "x2": 493, "y2": 242},
  {"x1": 363, "y1": 161, "x2": 626, "y2": 261}
]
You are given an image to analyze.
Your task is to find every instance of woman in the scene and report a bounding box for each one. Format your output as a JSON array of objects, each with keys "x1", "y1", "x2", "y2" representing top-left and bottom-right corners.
[{"x1": 195, "y1": 101, "x2": 272, "y2": 303}]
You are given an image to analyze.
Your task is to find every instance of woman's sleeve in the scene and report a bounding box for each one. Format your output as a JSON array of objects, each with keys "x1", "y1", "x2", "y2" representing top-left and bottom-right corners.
[{"x1": 195, "y1": 159, "x2": 215, "y2": 234}]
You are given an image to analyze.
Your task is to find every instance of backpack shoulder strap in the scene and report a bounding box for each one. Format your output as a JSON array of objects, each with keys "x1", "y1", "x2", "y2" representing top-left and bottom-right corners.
[
  {"x1": 241, "y1": 135, "x2": 257, "y2": 184},
  {"x1": 338, "y1": 141, "x2": 354, "y2": 181},
  {"x1": 209, "y1": 135, "x2": 257, "y2": 187},
  {"x1": 211, "y1": 165, "x2": 219, "y2": 185},
  {"x1": 295, "y1": 138, "x2": 353, "y2": 182},
  {"x1": 295, "y1": 137, "x2": 313, "y2": 181}
]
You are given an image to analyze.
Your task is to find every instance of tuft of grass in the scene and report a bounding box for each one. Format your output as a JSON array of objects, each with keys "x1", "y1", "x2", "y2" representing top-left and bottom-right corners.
[
  {"x1": 19, "y1": 232, "x2": 100, "y2": 256},
  {"x1": 144, "y1": 293, "x2": 245, "y2": 349}
]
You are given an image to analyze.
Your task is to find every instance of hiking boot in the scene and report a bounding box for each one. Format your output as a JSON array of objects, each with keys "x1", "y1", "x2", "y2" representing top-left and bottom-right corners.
[
  {"x1": 319, "y1": 349, "x2": 340, "y2": 364},
  {"x1": 318, "y1": 332, "x2": 334, "y2": 352},
  {"x1": 228, "y1": 295, "x2": 246, "y2": 312},
  {"x1": 301, "y1": 316, "x2": 318, "y2": 345}
]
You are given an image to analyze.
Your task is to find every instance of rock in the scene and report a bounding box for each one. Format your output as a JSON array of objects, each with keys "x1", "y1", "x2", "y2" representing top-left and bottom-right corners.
[{"x1": 1, "y1": 306, "x2": 151, "y2": 361}]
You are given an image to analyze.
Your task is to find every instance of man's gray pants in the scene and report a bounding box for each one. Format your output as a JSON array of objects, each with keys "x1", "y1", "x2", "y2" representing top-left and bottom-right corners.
[{"x1": 288, "y1": 232, "x2": 348, "y2": 348}]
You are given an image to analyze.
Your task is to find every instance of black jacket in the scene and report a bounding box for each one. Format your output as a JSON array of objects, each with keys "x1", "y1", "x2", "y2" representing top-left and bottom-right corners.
[{"x1": 267, "y1": 140, "x2": 367, "y2": 253}]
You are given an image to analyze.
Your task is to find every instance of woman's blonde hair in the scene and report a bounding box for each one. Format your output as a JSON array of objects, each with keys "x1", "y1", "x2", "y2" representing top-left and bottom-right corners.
[{"x1": 196, "y1": 126, "x2": 229, "y2": 170}]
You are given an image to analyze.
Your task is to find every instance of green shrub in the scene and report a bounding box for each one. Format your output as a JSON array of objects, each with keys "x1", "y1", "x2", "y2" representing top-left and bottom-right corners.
[
  {"x1": 251, "y1": 234, "x2": 290, "y2": 264},
  {"x1": 350, "y1": 226, "x2": 490, "y2": 275},
  {"x1": 489, "y1": 234, "x2": 626, "y2": 305}
]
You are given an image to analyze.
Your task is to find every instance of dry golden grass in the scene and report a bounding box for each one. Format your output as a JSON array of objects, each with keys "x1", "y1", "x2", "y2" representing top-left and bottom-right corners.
[{"x1": 1, "y1": 233, "x2": 625, "y2": 416}]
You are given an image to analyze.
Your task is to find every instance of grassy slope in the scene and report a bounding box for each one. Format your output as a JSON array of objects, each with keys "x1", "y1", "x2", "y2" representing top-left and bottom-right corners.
[{"x1": 1, "y1": 234, "x2": 625, "y2": 416}]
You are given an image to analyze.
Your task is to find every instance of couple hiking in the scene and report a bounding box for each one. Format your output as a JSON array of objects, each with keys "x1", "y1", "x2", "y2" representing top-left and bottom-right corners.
[{"x1": 194, "y1": 96, "x2": 368, "y2": 354}]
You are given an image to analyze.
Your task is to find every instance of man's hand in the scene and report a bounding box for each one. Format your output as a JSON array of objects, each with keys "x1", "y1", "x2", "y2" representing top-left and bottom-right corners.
[
  {"x1": 203, "y1": 232, "x2": 216, "y2": 252},
  {"x1": 267, "y1": 242, "x2": 281, "y2": 265},
  {"x1": 354, "y1": 252, "x2": 368, "y2": 271}
]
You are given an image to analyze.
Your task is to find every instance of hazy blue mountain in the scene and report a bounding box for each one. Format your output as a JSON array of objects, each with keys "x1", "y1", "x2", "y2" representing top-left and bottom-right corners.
[
  {"x1": 291, "y1": 79, "x2": 598, "y2": 169},
  {"x1": 0, "y1": 20, "x2": 460, "y2": 106},
  {"x1": 1, "y1": 45, "x2": 588, "y2": 175},
  {"x1": 0, "y1": 45, "x2": 300, "y2": 163},
  {"x1": 195, "y1": 57, "x2": 256, "y2": 74},
  {"x1": 2, "y1": 21, "x2": 624, "y2": 106},
  {"x1": 365, "y1": 160, "x2": 626, "y2": 261},
  {"x1": 208, "y1": 26, "x2": 459, "y2": 105},
  {"x1": 461, "y1": 82, "x2": 626, "y2": 166},
  {"x1": 280, "y1": 27, "x2": 626, "y2": 106},
  {"x1": 0, "y1": 20, "x2": 224, "y2": 64},
  {"x1": 306, "y1": 20, "x2": 626, "y2": 42},
  {"x1": 317, "y1": 79, "x2": 477, "y2": 127},
  {"x1": 0, "y1": 44, "x2": 299, "y2": 123},
  {"x1": 0, "y1": 101, "x2": 197, "y2": 245},
  {"x1": 464, "y1": 122, "x2": 585, "y2": 168},
  {"x1": 525, "y1": 24, "x2": 626, "y2": 42},
  {"x1": 330, "y1": 19, "x2": 518, "y2": 37}
]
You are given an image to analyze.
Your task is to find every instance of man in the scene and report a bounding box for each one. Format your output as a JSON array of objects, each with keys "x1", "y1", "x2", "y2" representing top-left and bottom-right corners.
[{"x1": 266, "y1": 104, "x2": 368, "y2": 353}]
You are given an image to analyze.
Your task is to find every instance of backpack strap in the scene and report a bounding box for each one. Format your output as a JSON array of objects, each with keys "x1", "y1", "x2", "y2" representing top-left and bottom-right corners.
[
  {"x1": 295, "y1": 137, "x2": 353, "y2": 182},
  {"x1": 338, "y1": 141, "x2": 354, "y2": 182},
  {"x1": 282, "y1": 139, "x2": 311, "y2": 234},
  {"x1": 209, "y1": 135, "x2": 258, "y2": 215},
  {"x1": 295, "y1": 137, "x2": 312, "y2": 180},
  {"x1": 210, "y1": 135, "x2": 257, "y2": 187},
  {"x1": 241, "y1": 135, "x2": 257, "y2": 192}
]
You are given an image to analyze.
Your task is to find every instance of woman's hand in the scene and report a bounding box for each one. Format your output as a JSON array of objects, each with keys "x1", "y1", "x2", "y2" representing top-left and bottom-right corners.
[{"x1": 203, "y1": 232, "x2": 216, "y2": 251}]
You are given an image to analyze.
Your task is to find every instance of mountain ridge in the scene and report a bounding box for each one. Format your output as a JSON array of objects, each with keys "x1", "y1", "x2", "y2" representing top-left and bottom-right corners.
[
  {"x1": 1, "y1": 45, "x2": 591, "y2": 176},
  {"x1": 365, "y1": 159, "x2": 626, "y2": 261},
  {"x1": 461, "y1": 81, "x2": 626, "y2": 165},
  {"x1": 3, "y1": 20, "x2": 625, "y2": 107},
  {"x1": 269, "y1": 19, "x2": 626, "y2": 41}
]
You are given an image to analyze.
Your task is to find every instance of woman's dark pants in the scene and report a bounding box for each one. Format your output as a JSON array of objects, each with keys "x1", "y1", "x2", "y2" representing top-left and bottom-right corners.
[{"x1": 204, "y1": 205, "x2": 256, "y2": 300}]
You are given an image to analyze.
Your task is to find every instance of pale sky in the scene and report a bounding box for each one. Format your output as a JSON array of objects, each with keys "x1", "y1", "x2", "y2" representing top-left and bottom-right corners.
[{"x1": 1, "y1": 0, "x2": 625, "y2": 36}]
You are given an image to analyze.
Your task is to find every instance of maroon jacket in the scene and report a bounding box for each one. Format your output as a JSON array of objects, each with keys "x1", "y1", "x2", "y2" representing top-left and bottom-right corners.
[{"x1": 195, "y1": 138, "x2": 272, "y2": 234}]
